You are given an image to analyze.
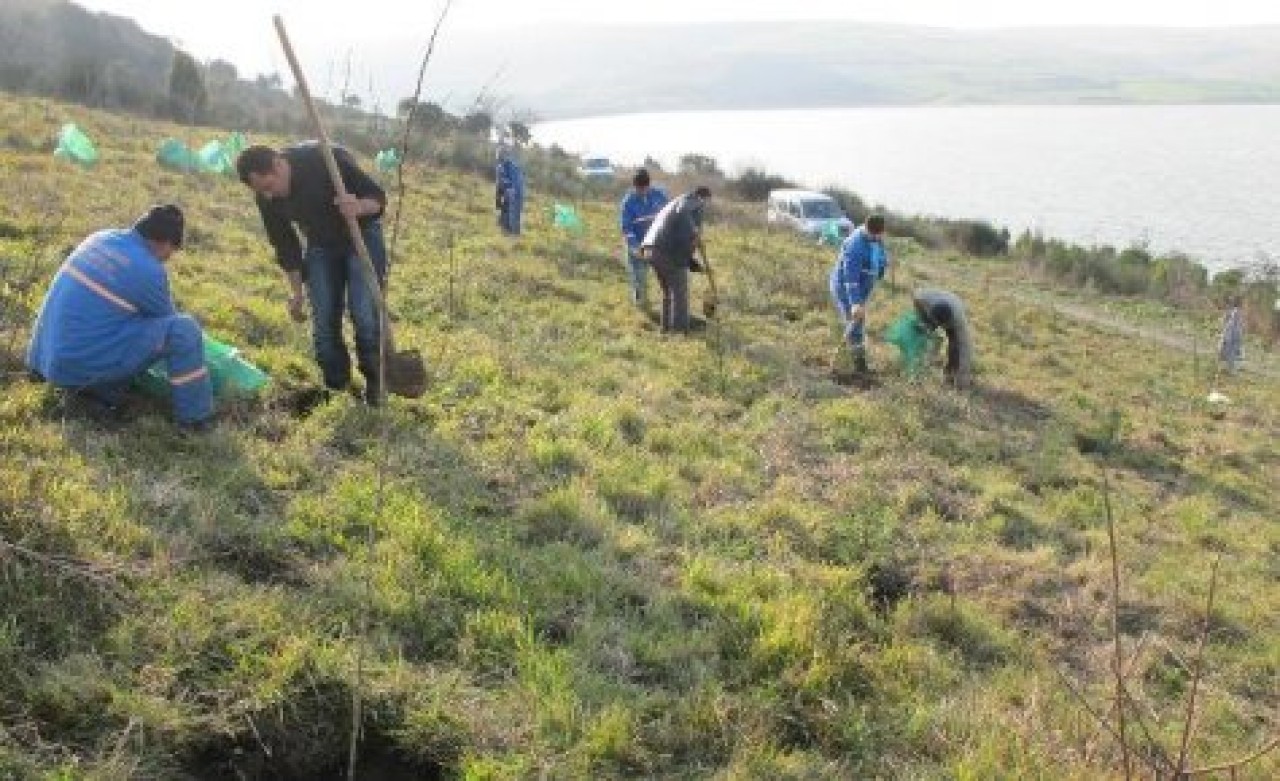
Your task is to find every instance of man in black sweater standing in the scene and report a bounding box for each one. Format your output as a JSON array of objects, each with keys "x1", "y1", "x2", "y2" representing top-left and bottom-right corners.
[{"x1": 236, "y1": 143, "x2": 388, "y2": 404}]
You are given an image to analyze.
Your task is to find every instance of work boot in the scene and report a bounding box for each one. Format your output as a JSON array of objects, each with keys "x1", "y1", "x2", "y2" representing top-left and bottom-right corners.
[
  {"x1": 177, "y1": 415, "x2": 218, "y2": 435},
  {"x1": 852, "y1": 347, "x2": 870, "y2": 375}
]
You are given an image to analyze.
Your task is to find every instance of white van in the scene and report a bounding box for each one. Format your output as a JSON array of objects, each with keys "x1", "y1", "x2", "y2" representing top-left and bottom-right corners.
[
  {"x1": 578, "y1": 155, "x2": 615, "y2": 180},
  {"x1": 766, "y1": 189, "x2": 853, "y2": 238}
]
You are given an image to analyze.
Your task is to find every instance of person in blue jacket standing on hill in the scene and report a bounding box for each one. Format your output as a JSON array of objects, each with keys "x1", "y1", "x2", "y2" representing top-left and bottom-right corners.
[
  {"x1": 830, "y1": 214, "x2": 889, "y2": 376},
  {"x1": 495, "y1": 146, "x2": 525, "y2": 236},
  {"x1": 27, "y1": 205, "x2": 215, "y2": 430},
  {"x1": 619, "y1": 168, "x2": 668, "y2": 308}
]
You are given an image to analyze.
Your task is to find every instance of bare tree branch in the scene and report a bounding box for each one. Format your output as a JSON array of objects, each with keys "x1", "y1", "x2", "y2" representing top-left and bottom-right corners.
[
  {"x1": 1176, "y1": 557, "x2": 1221, "y2": 774},
  {"x1": 1101, "y1": 464, "x2": 1132, "y2": 780},
  {"x1": 1049, "y1": 664, "x2": 1168, "y2": 778},
  {"x1": 389, "y1": 0, "x2": 455, "y2": 267},
  {"x1": 1185, "y1": 733, "x2": 1280, "y2": 777}
]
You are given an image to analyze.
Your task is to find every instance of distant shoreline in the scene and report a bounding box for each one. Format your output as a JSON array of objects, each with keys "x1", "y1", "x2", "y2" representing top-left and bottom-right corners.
[{"x1": 535, "y1": 104, "x2": 1280, "y2": 274}]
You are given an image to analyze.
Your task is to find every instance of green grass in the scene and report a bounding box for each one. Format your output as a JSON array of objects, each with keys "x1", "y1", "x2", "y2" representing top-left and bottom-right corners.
[{"x1": 1, "y1": 94, "x2": 1278, "y2": 779}]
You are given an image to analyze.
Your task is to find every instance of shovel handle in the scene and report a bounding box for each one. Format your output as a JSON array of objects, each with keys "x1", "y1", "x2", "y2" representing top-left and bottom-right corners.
[
  {"x1": 273, "y1": 15, "x2": 396, "y2": 352},
  {"x1": 700, "y1": 249, "x2": 719, "y2": 301}
]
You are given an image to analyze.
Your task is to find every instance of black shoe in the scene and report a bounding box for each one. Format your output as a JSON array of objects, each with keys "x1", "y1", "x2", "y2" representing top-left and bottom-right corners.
[
  {"x1": 177, "y1": 416, "x2": 217, "y2": 435},
  {"x1": 852, "y1": 349, "x2": 870, "y2": 375},
  {"x1": 58, "y1": 388, "x2": 126, "y2": 425}
]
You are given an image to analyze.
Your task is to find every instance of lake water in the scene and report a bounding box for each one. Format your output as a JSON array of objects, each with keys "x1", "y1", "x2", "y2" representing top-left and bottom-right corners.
[{"x1": 535, "y1": 105, "x2": 1280, "y2": 272}]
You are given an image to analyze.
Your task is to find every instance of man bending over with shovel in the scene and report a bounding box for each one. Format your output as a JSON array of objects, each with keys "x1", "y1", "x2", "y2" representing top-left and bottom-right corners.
[
  {"x1": 641, "y1": 185, "x2": 712, "y2": 334},
  {"x1": 236, "y1": 143, "x2": 388, "y2": 405}
]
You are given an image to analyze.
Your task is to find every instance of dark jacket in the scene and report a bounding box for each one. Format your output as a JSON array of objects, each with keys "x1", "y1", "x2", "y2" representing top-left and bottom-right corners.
[
  {"x1": 913, "y1": 288, "x2": 973, "y2": 383},
  {"x1": 255, "y1": 142, "x2": 387, "y2": 273},
  {"x1": 641, "y1": 192, "x2": 705, "y2": 259}
]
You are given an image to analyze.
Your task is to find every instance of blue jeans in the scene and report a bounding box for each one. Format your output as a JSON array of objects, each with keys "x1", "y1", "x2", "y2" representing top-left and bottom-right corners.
[
  {"x1": 623, "y1": 246, "x2": 649, "y2": 305},
  {"x1": 303, "y1": 222, "x2": 387, "y2": 392},
  {"x1": 829, "y1": 272, "x2": 870, "y2": 350}
]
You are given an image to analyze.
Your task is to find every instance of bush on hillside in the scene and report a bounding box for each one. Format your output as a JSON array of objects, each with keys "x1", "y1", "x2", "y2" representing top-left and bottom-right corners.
[{"x1": 730, "y1": 167, "x2": 797, "y2": 202}]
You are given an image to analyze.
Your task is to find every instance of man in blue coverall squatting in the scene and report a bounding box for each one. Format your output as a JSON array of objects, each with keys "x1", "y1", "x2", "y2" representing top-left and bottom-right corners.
[
  {"x1": 619, "y1": 168, "x2": 668, "y2": 308},
  {"x1": 830, "y1": 214, "x2": 889, "y2": 377},
  {"x1": 27, "y1": 205, "x2": 215, "y2": 430},
  {"x1": 495, "y1": 146, "x2": 525, "y2": 236}
]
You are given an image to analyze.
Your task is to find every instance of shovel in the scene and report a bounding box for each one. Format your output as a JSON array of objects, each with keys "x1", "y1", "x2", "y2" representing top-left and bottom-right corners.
[{"x1": 274, "y1": 16, "x2": 427, "y2": 399}]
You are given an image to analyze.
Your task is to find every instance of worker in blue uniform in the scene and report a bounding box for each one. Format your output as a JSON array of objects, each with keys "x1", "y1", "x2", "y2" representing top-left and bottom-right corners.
[
  {"x1": 495, "y1": 146, "x2": 525, "y2": 236},
  {"x1": 830, "y1": 214, "x2": 889, "y2": 375},
  {"x1": 27, "y1": 205, "x2": 214, "y2": 429},
  {"x1": 619, "y1": 168, "x2": 668, "y2": 308}
]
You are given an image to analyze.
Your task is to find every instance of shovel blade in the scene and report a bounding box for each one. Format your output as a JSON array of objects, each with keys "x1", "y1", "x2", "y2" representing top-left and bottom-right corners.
[{"x1": 386, "y1": 349, "x2": 428, "y2": 398}]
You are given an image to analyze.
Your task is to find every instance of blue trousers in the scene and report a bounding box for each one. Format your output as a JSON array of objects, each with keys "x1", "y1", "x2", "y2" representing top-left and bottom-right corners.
[
  {"x1": 498, "y1": 193, "x2": 523, "y2": 235},
  {"x1": 80, "y1": 314, "x2": 212, "y2": 424},
  {"x1": 829, "y1": 274, "x2": 869, "y2": 350},
  {"x1": 303, "y1": 223, "x2": 387, "y2": 392}
]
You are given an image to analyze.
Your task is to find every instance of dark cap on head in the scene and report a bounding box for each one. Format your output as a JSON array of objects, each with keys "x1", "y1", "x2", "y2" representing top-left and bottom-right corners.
[
  {"x1": 633, "y1": 168, "x2": 651, "y2": 188},
  {"x1": 133, "y1": 204, "x2": 184, "y2": 248}
]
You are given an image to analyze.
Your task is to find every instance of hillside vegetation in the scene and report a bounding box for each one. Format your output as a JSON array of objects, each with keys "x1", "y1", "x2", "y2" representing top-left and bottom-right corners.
[{"x1": 1, "y1": 95, "x2": 1277, "y2": 779}]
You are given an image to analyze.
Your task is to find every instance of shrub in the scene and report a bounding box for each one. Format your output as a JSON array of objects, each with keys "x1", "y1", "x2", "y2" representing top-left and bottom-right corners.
[{"x1": 730, "y1": 167, "x2": 797, "y2": 202}]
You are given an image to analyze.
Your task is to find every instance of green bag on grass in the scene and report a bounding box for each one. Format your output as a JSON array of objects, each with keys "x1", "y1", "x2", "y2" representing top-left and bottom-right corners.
[
  {"x1": 53, "y1": 123, "x2": 99, "y2": 167},
  {"x1": 552, "y1": 203, "x2": 584, "y2": 234},
  {"x1": 156, "y1": 138, "x2": 199, "y2": 172},
  {"x1": 134, "y1": 334, "x2": 269, "y2": 399},
  {"x1": 885, "y1": 311, "x2": 938, "y2": 376},
  {"x1": 819, "y1": 221, "x2": 844, "y2": 247},
  {"x1": 196, "y1": 140, "x2": 233, "y2": 175},
  {"x1": 375, "y1": 148, "x2": 401, "y2": 173}
]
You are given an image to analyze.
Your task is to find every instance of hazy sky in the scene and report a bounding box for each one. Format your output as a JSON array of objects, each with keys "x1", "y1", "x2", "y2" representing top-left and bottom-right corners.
[{"x1": 75, "y1": 0, "x2": 1280, "y2": 83}]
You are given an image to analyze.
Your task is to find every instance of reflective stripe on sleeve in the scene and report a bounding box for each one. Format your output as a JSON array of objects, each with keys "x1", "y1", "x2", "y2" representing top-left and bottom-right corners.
[
  {"x1": 169, "y1": 366, "x2": 209, "y2": 386},
  {"x1": 61, "y1": 264, "x2": 138, "y2": 313}
]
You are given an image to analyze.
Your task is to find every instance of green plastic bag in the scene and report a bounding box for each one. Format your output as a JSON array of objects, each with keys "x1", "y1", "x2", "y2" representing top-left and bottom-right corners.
[
  {"x1": 196, "y1": 133, "x2": 248, "y2": 176},
  {"x1": 156, "y1": 138, "x2": 199, "y2": 172},
  {"x1": 819, "y1": 221, "x2": 844, "y2": 247},
  {"x1": 224, "y1": 131, "x2": 248, "y2": 161},
  {"x1": 375, "y1": 148, "x2": 401, "y2": 173},
  {"x1": 134, "y1": 334, "x2": 269, "y2": 399},
  {"x1": 196, "y1": 140, "x2": 232, "y2": 175},
  {"x1": 53, "y1": 123, "x2": 98, "y2": 167},
  {"x1": 885, "y1": 311, "x2": 938, "y2": 376},
  {"x1": 552, "y1": 203, "x2": 584, "y2": 234}
]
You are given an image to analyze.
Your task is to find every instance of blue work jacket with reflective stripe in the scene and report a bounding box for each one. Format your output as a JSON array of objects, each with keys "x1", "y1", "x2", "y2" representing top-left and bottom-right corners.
[
  {"x1": 27, "y1": 229, "x2": 176, "y2": 386},
  {"x1": 619, "y1": 187, "x2": 668, "y2": 249},
  {"x1": 830, "y1": 227, "x2": 888, "y2": 312}
]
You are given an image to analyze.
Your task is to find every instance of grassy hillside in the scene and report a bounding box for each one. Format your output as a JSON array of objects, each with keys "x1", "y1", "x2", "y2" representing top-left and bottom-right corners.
[{"x1": 1, "y1": 94, "x2": 1277, "y2": 779}]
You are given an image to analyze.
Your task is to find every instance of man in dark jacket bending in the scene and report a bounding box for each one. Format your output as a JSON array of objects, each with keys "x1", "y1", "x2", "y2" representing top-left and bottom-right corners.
[{"x1": 236, "y1": 143, "x2": 388, "y2": 404}]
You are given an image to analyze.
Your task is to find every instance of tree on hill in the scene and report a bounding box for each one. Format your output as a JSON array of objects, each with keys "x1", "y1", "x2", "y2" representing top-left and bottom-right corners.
[
  {"x1": 508, "y1": 120, "x2": 531, "y2": 147},
  {"x1": 168, "y1": 50, "x2": 207, "y2": 123},
  {"x1": 679, "y1": 152, "x2": 722, "y2": 177},
  {"x1": 461, "y1": 110, "x2": 493, "y2": 137}
]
